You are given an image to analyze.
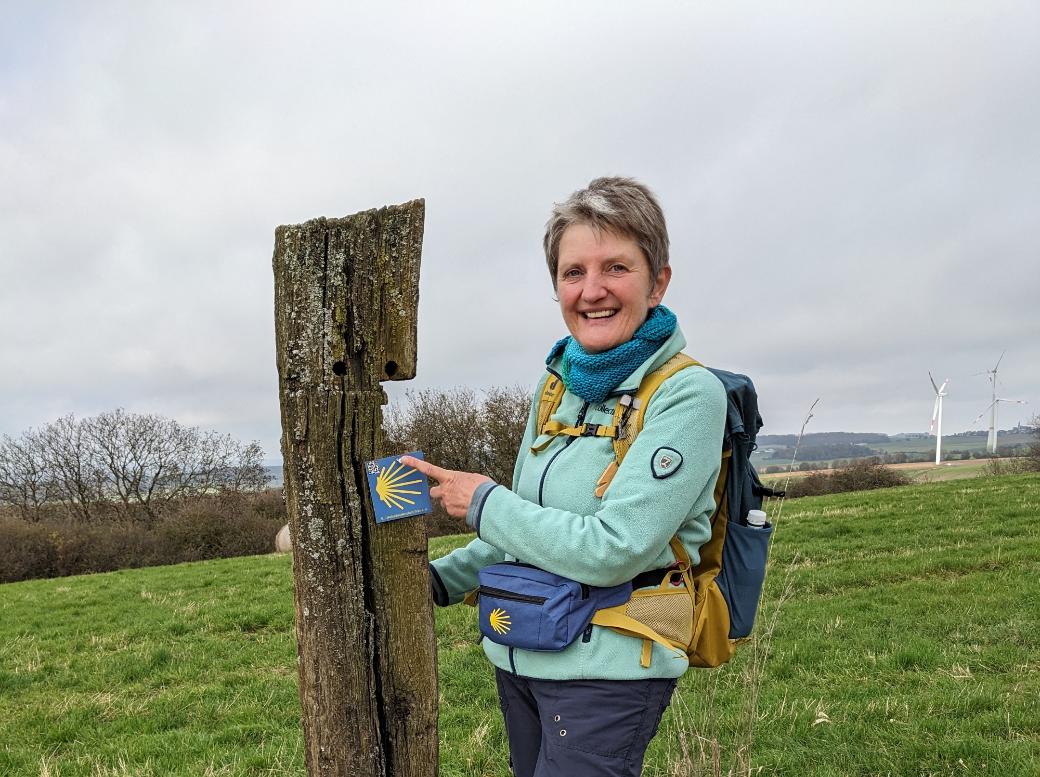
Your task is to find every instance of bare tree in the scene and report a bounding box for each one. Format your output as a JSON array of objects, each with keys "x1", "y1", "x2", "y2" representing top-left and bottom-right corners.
[
  {"x1": 38, "y1": 415, "x2": 105, "y2": 521},
  {"x1": 385, "y1": 388, "x2": 484, "y2": 471},
  {"x1": 0, "y1": 410, "x2": 271, "y2": 522},
  {"x1": 85, "y1": 410, "x2": 163, "y2": 519},
  {"x1": 481, "y1": 385, "x2": 533, "y2": 486},
  {"x1": 385, "y1": 386, "x2": 530, "y2": 475},
  {"x1": 0, "y1": 432, "x2": 50, "y2": 521},
  {"x1": 223, "y1": 440, "x2": 270, "y2": 492}
]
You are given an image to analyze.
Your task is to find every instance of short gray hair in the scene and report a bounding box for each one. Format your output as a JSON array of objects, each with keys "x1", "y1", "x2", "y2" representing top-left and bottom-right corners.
[{"x1": 543, "y1": 176, "x2": 669, "y2": 289}]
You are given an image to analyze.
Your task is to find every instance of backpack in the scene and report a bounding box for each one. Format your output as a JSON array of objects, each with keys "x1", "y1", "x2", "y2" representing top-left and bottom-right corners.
[{"x1": 531, "y1": 353, "x2": 783, "y2": 668}]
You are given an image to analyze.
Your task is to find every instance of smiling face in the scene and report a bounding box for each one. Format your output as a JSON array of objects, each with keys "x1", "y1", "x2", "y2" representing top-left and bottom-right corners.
[{"x1": 556, "y1": 222, "x2": 671, "y2": 353}]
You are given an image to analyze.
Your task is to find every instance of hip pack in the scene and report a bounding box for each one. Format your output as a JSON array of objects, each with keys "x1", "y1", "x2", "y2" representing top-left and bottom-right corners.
[{"x1": 476, "y1": 563, "x2": 631, "y2": 651}]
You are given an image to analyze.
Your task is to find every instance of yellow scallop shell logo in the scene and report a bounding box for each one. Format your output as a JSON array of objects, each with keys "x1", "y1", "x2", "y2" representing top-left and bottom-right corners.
[
  {"x1": 489, "y1": 607, "x2": 511, "y2": 635},
  {"x1": 375, "y1": 460, "x2": 423, "y2": 510}
]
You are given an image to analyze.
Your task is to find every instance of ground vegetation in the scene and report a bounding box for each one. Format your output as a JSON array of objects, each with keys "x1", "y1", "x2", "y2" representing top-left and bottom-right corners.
[
  {"x1": 782, "y1": 459, "x2": 911, "y2": 499},
  {"x1": 0, "y1": 475, "x2": 1036, "y2": 775},
  {"x1": 0, "y1": 491, "x2": 285, "y2": 584}
]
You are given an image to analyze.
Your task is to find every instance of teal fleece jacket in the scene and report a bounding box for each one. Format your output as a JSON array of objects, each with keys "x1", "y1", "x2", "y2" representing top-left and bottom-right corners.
[{"x1": 430, "y1": 325, "x2": 727, "y2": 680}]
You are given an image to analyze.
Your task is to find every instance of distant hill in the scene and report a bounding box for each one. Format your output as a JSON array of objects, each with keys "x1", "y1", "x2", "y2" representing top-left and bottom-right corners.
[
  {"x1": 753, "y1": 429, "x2": 1036, "y2": 469},
  {"x1": 758, "y1": 429, "x2": 1036, "y2": 446},
  {"x1": 758, "y1": 432, "x2": 891, "y2": 446}
]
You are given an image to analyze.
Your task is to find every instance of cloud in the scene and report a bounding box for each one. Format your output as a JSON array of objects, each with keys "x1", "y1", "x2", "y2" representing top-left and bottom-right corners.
[{"x1": 2, "y1": 1, "x2": 1038, "y2": 461}]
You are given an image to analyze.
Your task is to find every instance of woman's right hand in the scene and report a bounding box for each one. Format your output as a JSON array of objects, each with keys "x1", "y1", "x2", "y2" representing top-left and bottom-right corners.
[{"x1": 398, "y1": 456, "x2": 492, "y2": 520}]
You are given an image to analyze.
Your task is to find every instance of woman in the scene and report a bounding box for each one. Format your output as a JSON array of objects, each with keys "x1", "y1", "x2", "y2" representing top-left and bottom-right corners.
[{"x1": 402, "y1": 177, "x2": 726, "y2": 777}]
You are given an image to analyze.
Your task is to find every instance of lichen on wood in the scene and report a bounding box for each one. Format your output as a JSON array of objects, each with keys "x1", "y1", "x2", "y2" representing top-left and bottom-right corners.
[{"x1": 273, "y1": 199, "x2": 436, "y2": 777}]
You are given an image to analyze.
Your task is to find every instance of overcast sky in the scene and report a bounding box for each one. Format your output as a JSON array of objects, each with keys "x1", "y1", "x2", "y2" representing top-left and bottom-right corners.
[{"x1": 3, "y1": 2, "x2": 1038, "y2": 463}]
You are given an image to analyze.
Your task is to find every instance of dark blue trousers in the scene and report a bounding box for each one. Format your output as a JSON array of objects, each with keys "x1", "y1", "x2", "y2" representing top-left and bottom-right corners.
[{"x1": 494, "y1": 668, "x2": 677, "y2": 777}]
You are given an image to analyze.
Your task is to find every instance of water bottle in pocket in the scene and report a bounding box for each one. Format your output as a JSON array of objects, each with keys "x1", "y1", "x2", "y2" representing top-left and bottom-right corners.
[{"x1": 716, "y1": 511, "x2": 773, "y2": 639}]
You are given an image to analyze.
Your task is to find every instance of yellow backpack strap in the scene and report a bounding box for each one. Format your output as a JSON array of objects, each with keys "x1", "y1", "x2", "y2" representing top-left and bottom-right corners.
[
  {"x1": 594, "y1": 353, "x2": 701, "y2": 497},
  {"x1": 622, "y1": 352, "x2": 700, "y2": 459},
  {"x1": 531, "y1": 371, "x2": 623, "y2": 452},
  {"x1": 669, "y1": 535, "x2": 692, "y2": 572},
  {"x1": 590, "y1": 353, "x2": 703, "y2": 665},
  {"x1": 531, "y1": 373, "x2": 566, "y2": 453},
  {"x1": 540, "y1": 420, "x2": 619, "y2": 441},
  {"x1": 590, "y1": 607, "x2": 689, "y2": 668},
  {"x1": 536, "y1": 373, "x2": 565, "y2": 434}
]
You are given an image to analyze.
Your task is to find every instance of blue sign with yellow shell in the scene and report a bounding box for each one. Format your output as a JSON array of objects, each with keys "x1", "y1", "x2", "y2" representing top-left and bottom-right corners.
[{"x1": 365, "y1": 451, "x2": 433, "y2": 524}]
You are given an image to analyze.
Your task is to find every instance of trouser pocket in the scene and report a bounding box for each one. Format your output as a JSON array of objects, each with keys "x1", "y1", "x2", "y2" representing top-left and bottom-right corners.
[{"x1": 536, "y1": 677, "x2": 677, "y2": 777}]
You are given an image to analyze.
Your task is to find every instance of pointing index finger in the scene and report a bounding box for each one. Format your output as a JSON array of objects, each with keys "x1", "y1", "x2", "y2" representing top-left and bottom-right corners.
[{"x1": 399, "y1": 455, "x2": 449, "y2": 481}]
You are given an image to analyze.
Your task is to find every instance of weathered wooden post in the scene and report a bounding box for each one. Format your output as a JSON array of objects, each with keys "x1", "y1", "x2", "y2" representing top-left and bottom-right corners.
[{"x1": 273, "y1": 200, "x2": 437, "y2": 776}]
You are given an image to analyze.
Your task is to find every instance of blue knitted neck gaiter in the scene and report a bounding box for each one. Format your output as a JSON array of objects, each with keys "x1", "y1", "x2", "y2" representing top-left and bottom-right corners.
[{"x1": 545, "y1": 305, "x2": 678, "y2": 403}]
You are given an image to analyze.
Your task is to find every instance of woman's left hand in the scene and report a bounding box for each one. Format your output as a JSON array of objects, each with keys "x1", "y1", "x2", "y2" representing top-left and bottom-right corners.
[{"x1": 398, "y1": 456, "x2": 492, "y2": 519}]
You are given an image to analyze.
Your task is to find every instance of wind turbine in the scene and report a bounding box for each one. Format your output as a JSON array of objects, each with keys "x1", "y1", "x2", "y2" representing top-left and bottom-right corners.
[
  {"x1": 929, "y1": 372, "x2": 949, "y2": 465},
  {"x1": 973, "y1": 352, "x2": 1027, "y2": 453}
]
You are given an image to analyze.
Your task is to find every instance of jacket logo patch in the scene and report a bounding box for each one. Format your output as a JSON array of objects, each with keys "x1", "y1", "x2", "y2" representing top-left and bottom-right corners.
[{"x1": 652, "y1": 447, "x2": 683, "y2": 479}]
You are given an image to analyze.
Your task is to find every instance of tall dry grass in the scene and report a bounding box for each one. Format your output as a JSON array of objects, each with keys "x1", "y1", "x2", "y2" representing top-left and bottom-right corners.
[
  {"x1": 653, "y1": 561, "x2": 795, "y2": 777},
  {"x1": 651, "y1": 400, "x2": 817, "y2": 776}
]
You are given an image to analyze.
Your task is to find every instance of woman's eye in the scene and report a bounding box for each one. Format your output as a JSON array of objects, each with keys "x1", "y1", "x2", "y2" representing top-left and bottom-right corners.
[
  {"x1": 561, "y1": 268, "x2": 582, "y2": 280},
  {"x1": 608, "y1": 263, "x2": 628, "y2": 273}
]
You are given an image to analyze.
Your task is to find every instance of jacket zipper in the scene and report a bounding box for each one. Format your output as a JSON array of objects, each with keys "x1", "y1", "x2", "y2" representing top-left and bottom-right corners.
[
  {"x1": 537, "y1": 400, "x2": 590, "y2": 506},
  {"x1": 478, "y1": 586, "x2": 547, "y2": 605},
  {"x1": 527, "y1": 398, "x2": 594, "y2": 664}
]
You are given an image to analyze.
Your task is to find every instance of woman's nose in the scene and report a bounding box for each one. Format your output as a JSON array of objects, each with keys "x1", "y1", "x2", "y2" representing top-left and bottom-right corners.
[{"x1": 581, "y1": 273, "x2": 608, "y2": 301}]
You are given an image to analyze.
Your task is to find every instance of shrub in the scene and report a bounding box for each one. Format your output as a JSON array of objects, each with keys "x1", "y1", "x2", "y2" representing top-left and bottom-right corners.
[
  {"x1": 50, "y1": 521, "x2": 160, "y2": 576},
  {"x1": 0, "y1": 491, "x2": 287, "y2": 584},
  {"x1": 1026, "y1": 415, "x2": 1040, "y2": 472},
  {"x1": 785, "y1": 460, "x2": 911, "y2": 499},
  {"x1": 156, "y1": 493, "x2": 285, "y2": 564},
  {"x1": 984, "y1": 457, "x2": 1032, "y2": 476},
  {"x1": 0, "y1": 518, "x2": 58, "y2": 583}
]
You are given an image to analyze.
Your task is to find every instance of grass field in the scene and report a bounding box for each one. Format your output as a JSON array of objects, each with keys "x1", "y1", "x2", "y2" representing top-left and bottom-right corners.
[{"x1": 2, "y1": 475, "x2": 1038, "y2": 776}]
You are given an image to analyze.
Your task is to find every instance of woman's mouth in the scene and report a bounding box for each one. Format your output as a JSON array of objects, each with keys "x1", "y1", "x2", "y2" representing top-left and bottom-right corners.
[{"x1": 584, "y1": 310, "x2": 617, "y2": 319}]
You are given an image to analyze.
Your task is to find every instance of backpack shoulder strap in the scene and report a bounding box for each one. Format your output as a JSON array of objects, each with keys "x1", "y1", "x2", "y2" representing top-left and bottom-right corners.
[
  {"x1": 530, "y1": 372, "x2": 566, "y2": 452},
  {"x1": 535, "y1": 372, "x2": 566, "y2": 434},
  {"x1": 617, "y1": 352, "x2": 700, "y2": 462},
  {"x1": 594, "y1": 353, "x2": 701, "y2": 497}
]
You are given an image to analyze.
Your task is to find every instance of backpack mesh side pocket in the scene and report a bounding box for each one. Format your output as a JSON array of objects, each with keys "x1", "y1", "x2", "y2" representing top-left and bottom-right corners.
[{"x1": 624, "y1": 588, "x2": 694, "y2": 648}]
